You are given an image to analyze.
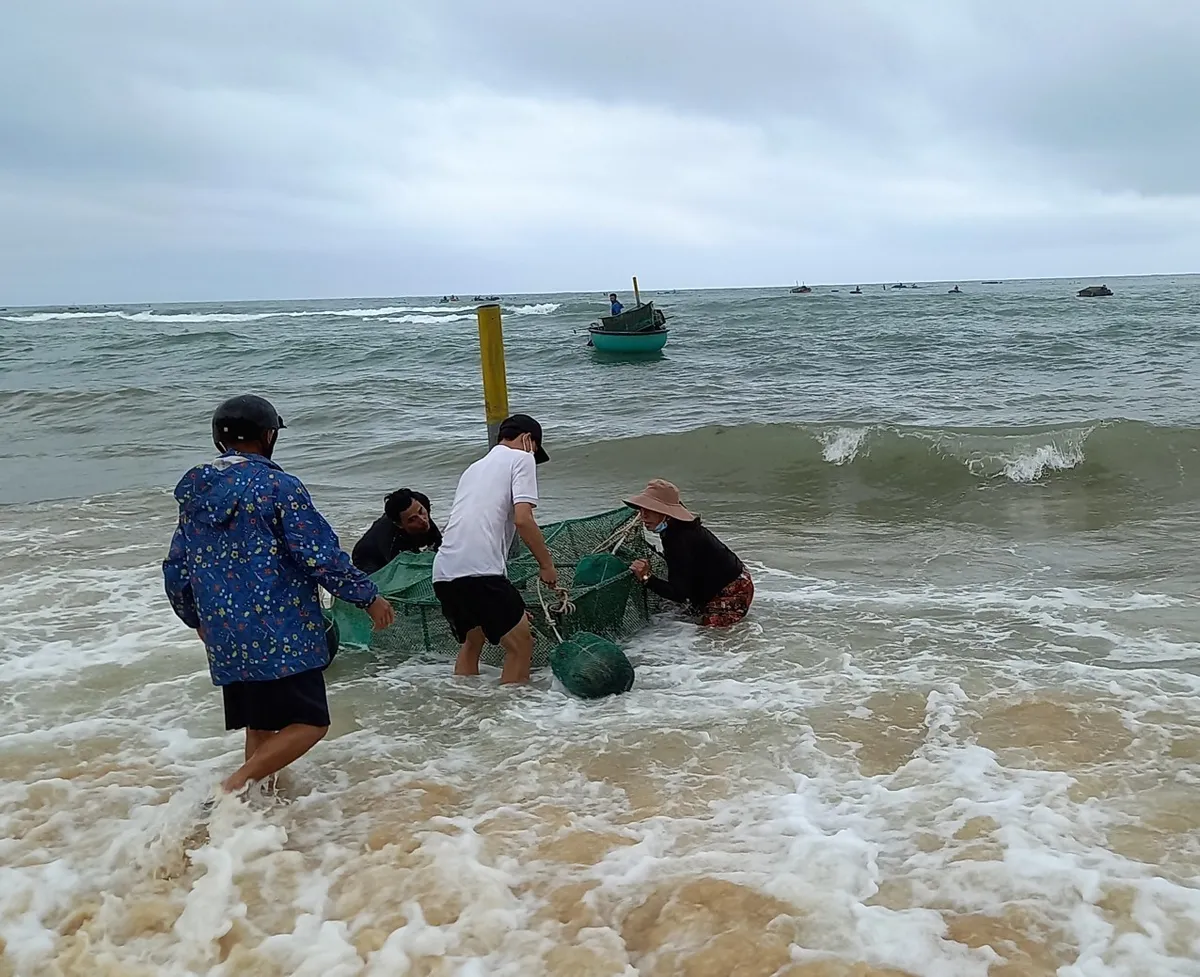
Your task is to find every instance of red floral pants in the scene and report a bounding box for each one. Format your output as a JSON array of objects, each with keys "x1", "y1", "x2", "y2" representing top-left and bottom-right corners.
[{"x1": 698, "y1": 571, "x2": 754, "y2": 628}]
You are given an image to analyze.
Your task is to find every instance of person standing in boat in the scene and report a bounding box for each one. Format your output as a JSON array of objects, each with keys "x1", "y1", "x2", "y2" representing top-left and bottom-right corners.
[
  {"x1": 608, "y1": 293, "x2": 624, "y2": 316},
  {"x1": 624, "y1": 479, "x2": 754, "y2": 628}
]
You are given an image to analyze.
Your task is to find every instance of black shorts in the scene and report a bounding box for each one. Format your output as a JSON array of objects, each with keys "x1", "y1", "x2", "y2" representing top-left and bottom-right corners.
[
  {"x1": 222, "y1": 668, "x2": 330, "y2": 731},
  {"x1": 433, "y1": 575, "x2": 526, "y2": 644}
]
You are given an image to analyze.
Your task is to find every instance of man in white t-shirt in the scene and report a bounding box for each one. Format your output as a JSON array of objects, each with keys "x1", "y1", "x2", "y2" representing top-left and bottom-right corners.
[{"x1": 432, "y1": 414, "x2": 558, "y2": 684}]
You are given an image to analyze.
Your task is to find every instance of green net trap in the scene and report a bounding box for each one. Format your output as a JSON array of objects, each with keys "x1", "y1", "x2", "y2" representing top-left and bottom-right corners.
[
  {"x1": 328, "y1": 507, "x2": 665, "y2": 667},
  {"x1": 550, "y1": 631, "x2": 635, "y2": 698}
]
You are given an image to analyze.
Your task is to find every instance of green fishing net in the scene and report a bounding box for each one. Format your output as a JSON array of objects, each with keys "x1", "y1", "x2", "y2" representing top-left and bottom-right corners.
[
  {"x1": 550, "y1": 632, "x2": 636, "y2": 698},
  {"x1": 573, "y1": 552, "x2": 632, "y2": 587},
  {"x1": 328, "y1": 507, "x2": 664, "y2": 667}
]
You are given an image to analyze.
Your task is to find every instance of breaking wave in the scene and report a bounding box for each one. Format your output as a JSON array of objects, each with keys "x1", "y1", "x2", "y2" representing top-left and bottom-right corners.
[
  {"x1": 0, "y1": 303, "x2": 561, "y2": 325},
  {"x1": 562, "y1": 419, "x2": 1199, "y2": 511}
]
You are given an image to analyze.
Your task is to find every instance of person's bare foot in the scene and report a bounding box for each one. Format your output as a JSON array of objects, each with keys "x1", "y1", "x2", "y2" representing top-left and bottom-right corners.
[{"x1": 221, "y1": 773, "x2": 252, "y2": 794}]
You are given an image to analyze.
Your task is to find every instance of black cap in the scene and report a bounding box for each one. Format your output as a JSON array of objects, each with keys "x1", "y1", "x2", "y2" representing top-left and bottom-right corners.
[{"x1": 497, "y1": 413, "x2": 549, "y2": 464}]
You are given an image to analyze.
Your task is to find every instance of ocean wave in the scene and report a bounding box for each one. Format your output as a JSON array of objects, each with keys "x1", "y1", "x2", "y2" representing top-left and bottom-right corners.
[
  {"x1": 505, "y1": 303, "x2": 560, "y2": 315},
  {"x1": 1, "y1": 302, "x2": 561, "y2": 325},
  {"x1": 2, "y1": 307, "x2": 425, "y2": 324},
  {"x1": 2, "y1": 310, "x2": 129, "y2": 323},
  {"x1": 561, "y1": 419, "x2": 1199, "y2": 508},
  {"x1": 380, "y1": 314, "x2": 475, "y2": 324}
]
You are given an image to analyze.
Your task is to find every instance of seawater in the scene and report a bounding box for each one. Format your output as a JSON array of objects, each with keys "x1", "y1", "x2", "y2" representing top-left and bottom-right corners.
[{"x1": 1, "y1": 276, "x2": 1199, "y2": 976}]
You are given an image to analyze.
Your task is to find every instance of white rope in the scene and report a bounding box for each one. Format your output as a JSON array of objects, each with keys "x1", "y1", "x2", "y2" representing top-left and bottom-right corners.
[
  {"x1": 535, "y1": 578, "x2": 576, "y2": 645},
  {"x1": 595, "y1": 513, "x2": 642, "y2": 555},
  {"x1": 533, "y1": 514, "x2": 642, "y2": 645}
]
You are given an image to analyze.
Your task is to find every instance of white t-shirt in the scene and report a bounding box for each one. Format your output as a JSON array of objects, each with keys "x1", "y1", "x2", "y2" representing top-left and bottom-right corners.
[{"x1": 432, "y1": 445, "x2": 539, "y2": 582}]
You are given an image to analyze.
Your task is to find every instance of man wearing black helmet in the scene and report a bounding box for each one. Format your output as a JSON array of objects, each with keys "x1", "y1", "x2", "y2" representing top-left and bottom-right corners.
[
  {"x1": 163, "y1": 394, "x2": 395, "y2": 795},
  {"x1": 351, "y1": 488, "x2": 442, "y2": 574},
  {"x1": 432, "y1": 414, "x2": 557, "y2": 684}
]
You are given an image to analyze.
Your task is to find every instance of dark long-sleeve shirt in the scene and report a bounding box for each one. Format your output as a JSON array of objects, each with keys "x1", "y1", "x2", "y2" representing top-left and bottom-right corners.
[
  {"x1": 645, "y1": 519, "x2": 744, "y2": 611},
  {"x1": 352, "y1": 513, "x2": 441, "y2": 574}
]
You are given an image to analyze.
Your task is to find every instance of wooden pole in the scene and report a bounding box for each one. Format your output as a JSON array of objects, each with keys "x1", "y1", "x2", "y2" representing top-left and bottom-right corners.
[
  {"x1": 476, "y1": 303, "x2": 509, "y2": 447},
  {"x1": 632, "y1": 275, "x2": 641, "y2": 307}
]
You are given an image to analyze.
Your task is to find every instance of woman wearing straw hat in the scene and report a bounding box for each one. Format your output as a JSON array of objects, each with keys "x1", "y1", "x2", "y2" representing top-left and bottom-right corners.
[{"x1": 625, "y1": 479, "x2": 754, "y2": 628}]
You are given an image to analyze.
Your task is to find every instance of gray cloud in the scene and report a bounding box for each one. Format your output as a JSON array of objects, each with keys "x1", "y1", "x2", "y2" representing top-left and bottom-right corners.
[{"x1": 1, "y1": 1, "x2": 1197, "y2": 304}]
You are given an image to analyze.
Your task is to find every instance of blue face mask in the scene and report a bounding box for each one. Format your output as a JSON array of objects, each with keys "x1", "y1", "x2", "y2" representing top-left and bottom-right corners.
[{"x1": 650, "y1": 519, "x2": 668, "y2": 534}]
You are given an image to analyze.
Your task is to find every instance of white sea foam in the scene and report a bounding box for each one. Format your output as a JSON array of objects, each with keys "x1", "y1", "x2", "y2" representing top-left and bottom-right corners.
[
  {"x1": 818, "y1": 426, "x2": 870, "y2": 464},
  {"x1": 172, "y1": 798, "x2": 289, "y2": 970},
  {"x1": 1, "y1": 302, "x2": 561, "y2": 325},
  {"x1": 380, "y1": 313, "x2": 475, "y2": 325},
  {"x1": 2, "y1": 309, "x2": 129, "y2": 322},
  {"x1": 504, "y1": 303, "x2": 559, "y2": 315},
  {"x1": 1, "y1": 619, "x2": 1197, "y2": 975},
  {"x1": 1, "y1": 507, "x2": 1198, "y2": 974},
  {"x1": 754, "y1": 573, "x2": 1182, "y2": 614},
  {"x1": 998, "y1": 441, "x2": 1087, "y2": 482}
]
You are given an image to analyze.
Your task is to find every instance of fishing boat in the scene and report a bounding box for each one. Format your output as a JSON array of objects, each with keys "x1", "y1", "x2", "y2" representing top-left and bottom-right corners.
[
  {"x1": 790, "y1": 284, "x2": 812, "y2": 294},
  {"x1": 587, "y1": 276, "x2": 670, "y2": 353},
  {"x1": 588, "y1": 303, "x2": 669, "y2": 352},
  {"x1": 588, "y1": 320, "x2": 670, "y2": 353}
]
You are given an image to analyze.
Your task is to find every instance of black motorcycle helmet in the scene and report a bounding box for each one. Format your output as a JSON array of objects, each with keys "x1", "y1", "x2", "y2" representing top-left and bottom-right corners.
[{"x1": 211, "y1": 395, "x2": 287, "y2": 456}]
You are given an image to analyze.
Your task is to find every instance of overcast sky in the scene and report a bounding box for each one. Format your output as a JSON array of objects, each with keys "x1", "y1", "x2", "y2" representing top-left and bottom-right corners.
[{"x1": 2, "y1": 1, "x2": 1198, "y2": 305}]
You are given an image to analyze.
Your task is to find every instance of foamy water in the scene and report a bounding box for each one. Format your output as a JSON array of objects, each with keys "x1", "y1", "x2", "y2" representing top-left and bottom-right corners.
[
  {"x1": 2, "y1": 281, "x2": 1200, "y2": 975},
  {"x1": 3, "y1": 501, "x2": 1199, "y2": 976},
  {"x1": 818, "y1": 427, "x2": 870, "y2": 465}
]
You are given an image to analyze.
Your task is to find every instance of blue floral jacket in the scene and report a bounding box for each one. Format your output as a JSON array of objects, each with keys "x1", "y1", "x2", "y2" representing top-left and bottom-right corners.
[{"x1": 162, "y1": 452, "x2": 379, "y2": 685}]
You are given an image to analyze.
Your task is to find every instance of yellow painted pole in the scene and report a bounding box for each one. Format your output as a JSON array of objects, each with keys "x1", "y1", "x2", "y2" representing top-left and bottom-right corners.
[
  {"x1": 632, "y1": 275, "x2": 641, "y2": 307},
  {"x1": 477, "y1": 303, "x2": 509, "y2": 447}
]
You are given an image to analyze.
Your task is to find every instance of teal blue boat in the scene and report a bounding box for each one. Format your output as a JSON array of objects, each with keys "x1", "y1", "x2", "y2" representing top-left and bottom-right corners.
[
  {"x1": 587, "y1": 297, "x2": 669, "y2": 353},
  {"x1": 588, "y1": 327, "x2": 670, "y2": 353}
]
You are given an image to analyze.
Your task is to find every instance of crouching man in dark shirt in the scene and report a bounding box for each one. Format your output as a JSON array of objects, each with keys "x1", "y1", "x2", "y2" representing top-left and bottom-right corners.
[
  {"x1": 624, "y1": 479, "x2": 753, "y2": 628},
  {"x1": 352, "y1": 488, "x2": 443, "y2": 574}
]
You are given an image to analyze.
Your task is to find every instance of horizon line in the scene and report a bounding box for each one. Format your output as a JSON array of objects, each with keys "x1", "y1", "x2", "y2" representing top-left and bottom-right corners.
[{"x1": 3, "y1": 269, "x2": 1196, "y2": 312}]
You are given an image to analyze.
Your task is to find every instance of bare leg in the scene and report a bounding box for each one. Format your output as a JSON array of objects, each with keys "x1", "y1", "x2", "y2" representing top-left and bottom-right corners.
[
  {"x1": 243, "y1": 729, "x2": 282, "y2": 793},
  {"x1": 497, "y1": 615, "x2": 534, "y2": 685},
  {"x1": 221, "y1": 724, "x2": 328, "y2": 793},
  {"x1": 454, "y1": 627, "x2": 486, "y2": 676},
  {"x1": 245, "y1": 728, "x2": 275, "y2": 762}
]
